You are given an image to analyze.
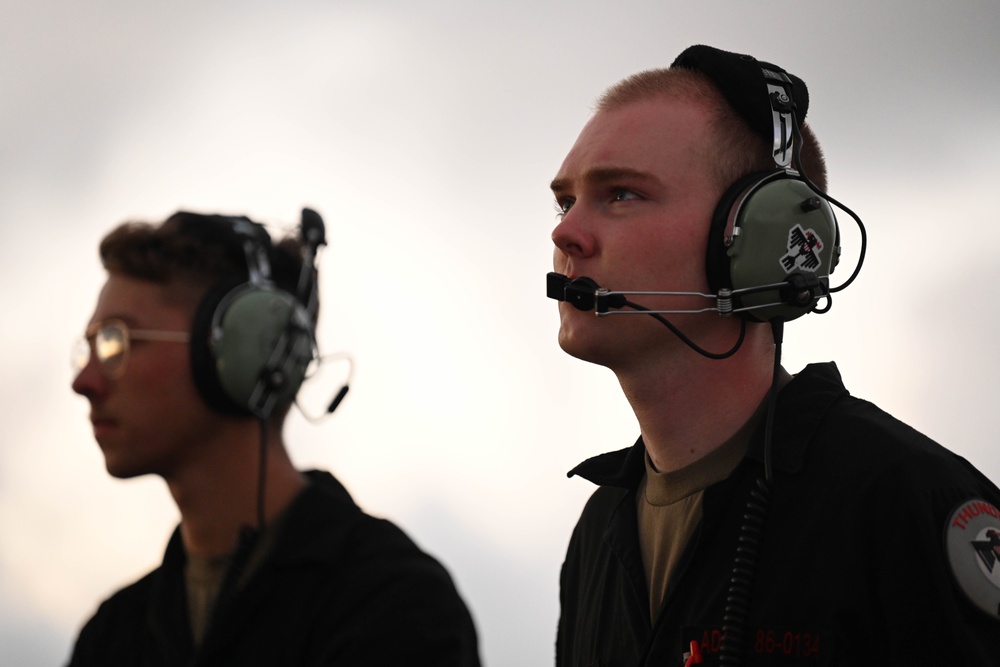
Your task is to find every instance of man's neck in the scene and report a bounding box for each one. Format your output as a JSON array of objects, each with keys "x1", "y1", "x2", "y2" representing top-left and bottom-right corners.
[
  {"x1": 616, "y1": 335, "x2": 775, "y2": 473},
  {"x1": 166, "y1": 428, "x2": 306, "y2": 557}
]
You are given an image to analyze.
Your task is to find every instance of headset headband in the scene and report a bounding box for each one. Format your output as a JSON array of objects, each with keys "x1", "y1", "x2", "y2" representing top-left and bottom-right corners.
[
  {"x1": 670, "y1": 44, "x2": 809, "y2": 159},
  {"x1": 229, "y1": 217, "x2": 275, "y2": 287}
]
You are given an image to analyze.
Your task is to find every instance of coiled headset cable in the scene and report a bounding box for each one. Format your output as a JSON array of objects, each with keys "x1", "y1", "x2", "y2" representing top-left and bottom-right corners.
[{"x1": 717, "y1": 319, "x2": 782, "y2": 665}]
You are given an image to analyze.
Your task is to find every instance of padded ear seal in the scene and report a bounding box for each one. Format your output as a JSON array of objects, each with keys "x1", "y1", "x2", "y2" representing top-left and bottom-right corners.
[
  {"x1": 706, "y1": 170, "x2": 778, "y2": 295},
  {"x1": 190, "y1": 280, "x2": 248, "y2": 416}
]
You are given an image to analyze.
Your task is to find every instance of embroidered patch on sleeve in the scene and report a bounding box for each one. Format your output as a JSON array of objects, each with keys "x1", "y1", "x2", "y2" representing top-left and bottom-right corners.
[{"x1": 945, "y1": 498, "x2": 1000, "y2": 619}]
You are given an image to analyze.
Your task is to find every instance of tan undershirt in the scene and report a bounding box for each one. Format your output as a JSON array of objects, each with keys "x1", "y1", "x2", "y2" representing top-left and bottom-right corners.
[
  {"x1": 186, "y1": 552, "x2": 233, "y2": 646},
  {"x1": 184, "y1": 506, "x2": 292, "y2": 646},
  {"x1": 636, "y1": 385, "x2": 786, "y2": 624}
]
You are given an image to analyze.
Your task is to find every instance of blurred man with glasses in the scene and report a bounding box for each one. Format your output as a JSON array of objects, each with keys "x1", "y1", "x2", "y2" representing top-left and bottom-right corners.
[{"x1": 68, "y1": 210, "x2": 480, "y2": 666}]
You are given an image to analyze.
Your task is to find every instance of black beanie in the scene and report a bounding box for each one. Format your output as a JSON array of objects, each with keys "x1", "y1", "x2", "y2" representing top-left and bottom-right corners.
[{"x1": 670, "y1": 45, "x2": 809, "y2": 142}]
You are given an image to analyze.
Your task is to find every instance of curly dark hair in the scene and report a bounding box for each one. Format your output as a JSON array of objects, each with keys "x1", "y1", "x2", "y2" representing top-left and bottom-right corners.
[{"x1": 99, "y1": 211, "x2": 306, "y2": 310}]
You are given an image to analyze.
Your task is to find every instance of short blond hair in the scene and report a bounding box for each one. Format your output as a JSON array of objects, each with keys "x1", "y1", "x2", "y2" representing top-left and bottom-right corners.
[{"x1": 596, "y1": 67, "x2": 827, "y2": 194}]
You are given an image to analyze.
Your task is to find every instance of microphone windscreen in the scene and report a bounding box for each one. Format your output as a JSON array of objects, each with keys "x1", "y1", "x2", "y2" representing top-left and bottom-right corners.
[
  {"x1": 547, "y1": 272, "x2": 570, "y2": 301},
  {"x1": 300, "y1": 208, "x2": 326, "y2": 247}
]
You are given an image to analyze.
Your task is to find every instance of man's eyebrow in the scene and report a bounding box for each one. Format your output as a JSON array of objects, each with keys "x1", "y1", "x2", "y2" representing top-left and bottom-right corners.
[{"x1": 550, "y1": 167, "x2": 660, "y2": 193}]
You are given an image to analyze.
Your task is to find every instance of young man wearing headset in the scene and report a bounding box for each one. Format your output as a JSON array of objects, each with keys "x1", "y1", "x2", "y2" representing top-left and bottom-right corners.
[
  {"x1": 69, "y1": 210, "x2": 480, "y2": 666},
  {"x1": 549, "y1": 45, "x2": 1000, "y2": 666}
]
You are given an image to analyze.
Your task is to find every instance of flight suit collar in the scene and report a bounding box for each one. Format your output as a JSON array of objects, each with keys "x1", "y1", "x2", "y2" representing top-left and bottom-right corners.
[{"x1": 567, "y1": 362, "x2": 850, "y2": 486}]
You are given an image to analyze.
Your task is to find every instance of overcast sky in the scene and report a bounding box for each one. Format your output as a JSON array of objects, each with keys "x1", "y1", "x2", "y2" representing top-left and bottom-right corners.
[{"x1": 2, "y1": 1, "x2": 999, "y2": 664}]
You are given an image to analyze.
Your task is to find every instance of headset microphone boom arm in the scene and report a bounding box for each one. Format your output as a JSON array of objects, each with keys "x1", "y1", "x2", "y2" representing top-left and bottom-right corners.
[{"x1": 546, "y1": 271, "x2": 827, "y2": 317}]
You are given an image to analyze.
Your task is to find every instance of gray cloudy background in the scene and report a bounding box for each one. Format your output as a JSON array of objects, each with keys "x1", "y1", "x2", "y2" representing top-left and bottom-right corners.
[{"x1": 2, "y1": 1, "x2": 999, "y2": 664}]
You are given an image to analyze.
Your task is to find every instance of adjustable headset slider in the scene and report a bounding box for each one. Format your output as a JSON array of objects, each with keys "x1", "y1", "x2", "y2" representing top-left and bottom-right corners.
[{"x1": 724, "y1": 226, "x2": 742, "y2": 247}]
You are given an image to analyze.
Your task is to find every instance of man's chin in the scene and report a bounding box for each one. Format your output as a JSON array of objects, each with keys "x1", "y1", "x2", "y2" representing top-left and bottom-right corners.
[
  {"x1": 557, "y1": 329, "x2": 614, "y2": 367},
  {"x1": 98, "y1": 448, "x2": 151, "y2": 480},
  {"x1": 103, "y1": 460, "x2": 146, "y2": 480}
]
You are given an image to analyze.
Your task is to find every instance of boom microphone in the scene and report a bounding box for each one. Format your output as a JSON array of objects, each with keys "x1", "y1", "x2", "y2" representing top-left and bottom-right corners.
[
  {"x1": 546, "y1": 271, "x2": 831, "y2": 360},
  {"x1": 546, "y1": 273, "x2": 624, "y2": 311},
  {"x1": 546, "y1": 271, "x2": 748, "y2": 359},
  {"x1": 297, "y1": 207, "x2": 327, "y2": 319},
  {"x1": 546, "y1": 272, "x2": 826, "y2": 318}
]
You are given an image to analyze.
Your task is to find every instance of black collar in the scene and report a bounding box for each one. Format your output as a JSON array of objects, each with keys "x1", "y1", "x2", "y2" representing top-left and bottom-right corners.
[{"x1": 567, "y1": 362, "x2": 849, "y2": 489}]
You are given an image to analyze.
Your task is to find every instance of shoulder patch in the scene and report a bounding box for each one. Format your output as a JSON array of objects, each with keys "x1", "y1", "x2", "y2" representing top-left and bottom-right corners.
[{"x1": 945, "y1": 498, "x2": 1000, "y2": 619}]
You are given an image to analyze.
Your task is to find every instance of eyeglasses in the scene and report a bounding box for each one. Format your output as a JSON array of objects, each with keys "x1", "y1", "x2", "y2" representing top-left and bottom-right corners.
[{"x1": 73, "y1": 318, "x2": 190, "y2": 379}]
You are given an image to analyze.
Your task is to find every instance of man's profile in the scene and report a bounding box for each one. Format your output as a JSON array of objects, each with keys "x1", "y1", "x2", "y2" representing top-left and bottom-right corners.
[
  {"x1": 68, "y1": 209, "x2": 480, "y2": 666},
  {"x1": 548, "y1": 45, "x2": 1000, "y2": 666}
]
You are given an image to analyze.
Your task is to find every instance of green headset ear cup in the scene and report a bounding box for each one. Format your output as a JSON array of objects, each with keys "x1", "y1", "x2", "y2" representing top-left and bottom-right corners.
[
  {"x1": 706, "y1": 171, "x2": 776, "y2": 296},
  {"x1": 728, "y1": 178, "x2": 838, "y2": 322},
  {"x1": 707, "y1": 171, "x2": 839, "y2": 322},
  {"x1": 190, "y1": 283, "x2": 315, "y2": 416}
]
